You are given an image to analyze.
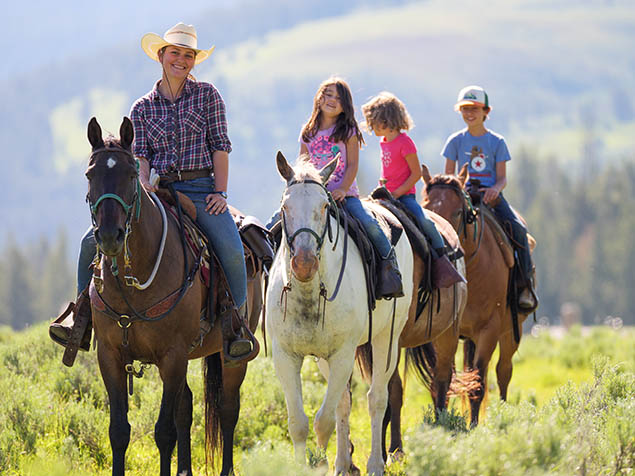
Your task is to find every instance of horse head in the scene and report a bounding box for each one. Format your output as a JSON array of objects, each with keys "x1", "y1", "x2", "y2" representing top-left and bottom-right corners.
[
  {"x1": 86, "y1": 117, "x2": 139, "y2": 256},
  {"x1": 276, "y1": 151, "x2": 339, "y2": 282},
  {"x1": 421, "y1": 164, "x2": 470, "y2": 230}
]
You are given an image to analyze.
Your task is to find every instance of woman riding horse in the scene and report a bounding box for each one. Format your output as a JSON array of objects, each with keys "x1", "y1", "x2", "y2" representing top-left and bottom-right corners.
[{"x1": 50, "y1": 22, "x2": 252, "y2": 364}]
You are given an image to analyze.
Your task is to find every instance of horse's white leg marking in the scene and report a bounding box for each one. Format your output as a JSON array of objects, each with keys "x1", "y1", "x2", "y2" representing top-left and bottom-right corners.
[
  {"x1": 107, "y1": 157, "x2": 117, "y2": 168},
  {"x1": 271, "y1": 342, "x2": 308, "y2": 464}
]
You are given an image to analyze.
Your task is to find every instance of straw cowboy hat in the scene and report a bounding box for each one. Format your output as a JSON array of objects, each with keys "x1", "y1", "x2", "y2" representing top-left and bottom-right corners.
[{"x1": 141, "y1": 23, "x2": 215, "y2": 65}]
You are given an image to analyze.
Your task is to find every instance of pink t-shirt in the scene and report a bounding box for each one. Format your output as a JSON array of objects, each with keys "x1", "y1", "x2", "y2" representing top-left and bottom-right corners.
[
  {"x1": 380, "y1": 132, "x2": 418, "y2": 195},
  {"x1": 301, "y1": 125, "x2": 359, "y2": 197}
]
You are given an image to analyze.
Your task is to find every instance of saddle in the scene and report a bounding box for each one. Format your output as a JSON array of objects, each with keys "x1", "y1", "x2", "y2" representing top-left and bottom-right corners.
[
  {"x1": 153, "y1": 188, "x2": 273, "y2": 350},
  {"x1": 369, "y1": 186, "x2": 464, "y2": 321}
]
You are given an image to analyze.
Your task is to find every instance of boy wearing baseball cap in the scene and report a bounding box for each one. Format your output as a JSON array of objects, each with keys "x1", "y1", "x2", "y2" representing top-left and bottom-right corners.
[{"x1": 441, "y1": 85, "x2": 538, "y2": 312}]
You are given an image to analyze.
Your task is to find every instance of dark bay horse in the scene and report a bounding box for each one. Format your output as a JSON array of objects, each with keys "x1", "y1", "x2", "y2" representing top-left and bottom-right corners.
[
  {"x1": 421, "y1": 165, "x2": 535, "y2": 426},
  {"x1": 86, "y1": 117, "x2": 261, "y2": 476}
]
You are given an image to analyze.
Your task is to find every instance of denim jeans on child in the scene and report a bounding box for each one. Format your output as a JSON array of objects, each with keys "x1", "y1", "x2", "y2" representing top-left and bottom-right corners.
[
  {"x1": 397, "y1": 194, "x2": 445, "y2": 251},
  {"x1": 342, "y1": 196, "x2": 392, "y2": 258},
  {"x1": 492, "y1": 193, "x2": 532, "y2": 280}
]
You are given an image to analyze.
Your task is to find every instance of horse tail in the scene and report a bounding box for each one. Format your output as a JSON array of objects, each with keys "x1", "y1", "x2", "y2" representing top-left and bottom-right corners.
[
  {"x1": 404, "y1": 343, "x2": 436, "y2": 392},
  {"x1": 355, "y1": 342, "x2": 373, "y2": 384},
  {"x1": 203, "y1": 352, "x2": 223, "y2": 472}
]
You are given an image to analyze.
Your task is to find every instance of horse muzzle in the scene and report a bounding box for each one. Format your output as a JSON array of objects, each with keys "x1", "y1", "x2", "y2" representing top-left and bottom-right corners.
[
  {"x1": 94, "y1": 226, "x2": 125, "y2": 256},
  {"x1": 290, "y1": 249, "x2": 319, "y2": 282}
]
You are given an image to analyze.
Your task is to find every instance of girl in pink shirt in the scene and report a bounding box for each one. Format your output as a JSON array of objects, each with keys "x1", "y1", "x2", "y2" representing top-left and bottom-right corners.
[{"x1": 362, "y1": 92, "x2": 464, "y2": 288}]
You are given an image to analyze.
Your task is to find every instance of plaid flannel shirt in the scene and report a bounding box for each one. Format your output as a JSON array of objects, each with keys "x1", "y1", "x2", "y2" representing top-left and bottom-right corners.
[{"x1": 130, "y1": 79, "x2": 232, "y2": 174}]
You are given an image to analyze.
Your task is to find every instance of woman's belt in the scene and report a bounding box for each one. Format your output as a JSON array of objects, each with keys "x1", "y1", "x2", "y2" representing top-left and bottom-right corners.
[{"x1": 160, "y1": 169, "x2": 212, "y2": 185}]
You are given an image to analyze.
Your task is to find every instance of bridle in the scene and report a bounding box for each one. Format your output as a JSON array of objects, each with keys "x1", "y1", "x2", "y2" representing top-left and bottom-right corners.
[
  {"x1": 426, "y1": 180, "x2": 482, "y2": 265},
  {"x1": 281, "y1": 179, "x2": 340, "y2": 257},
  {"x1": 278, "y1": 178, "x2": 349, "y2": 320}
]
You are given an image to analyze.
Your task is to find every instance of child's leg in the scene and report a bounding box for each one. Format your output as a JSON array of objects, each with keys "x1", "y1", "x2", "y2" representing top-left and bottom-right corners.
[
  {"x1": 398, "y1": 195, "x2": 464, "y2": 288},
  {"x1": 343, "y1": 196, "x2": 402, "y2": 298},
  {"x1": 342, "y1": 197, "x2": 391, "y2": 257},
  {"x1": 398, "y1": 195, "x2": 445, "y2": 252},
  {"x1": 492, "y1": 195, "x2": 532, "y2": 281}
]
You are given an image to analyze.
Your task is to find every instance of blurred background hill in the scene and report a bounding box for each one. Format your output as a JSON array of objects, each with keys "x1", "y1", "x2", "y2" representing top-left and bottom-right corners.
[{"x1": 1, "y1": 0, "x2": 633, "y2": 328}]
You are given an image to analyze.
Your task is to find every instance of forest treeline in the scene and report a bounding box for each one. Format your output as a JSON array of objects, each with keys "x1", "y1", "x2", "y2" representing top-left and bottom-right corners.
[{"x1": 0, "y1": 155, "x2": 633, "y2": 331}]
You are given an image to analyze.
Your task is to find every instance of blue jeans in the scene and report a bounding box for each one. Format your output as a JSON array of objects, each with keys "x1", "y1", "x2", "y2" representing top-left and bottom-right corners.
[
  {"x1": 397, "y1": 194, "x2": 445, "y2": 252},
  {"x1": 492, "y1": 194, "x2": 532, "y2": 280},
  {"x1": 343, "y1": 196, "x2": 392, "y2": 258},
  {"x1": 172, "y1": 177, "x2": 247, "y2": 307},
  {"x1": 77, "y1": 177, "x2": 247, "y2": 307}
]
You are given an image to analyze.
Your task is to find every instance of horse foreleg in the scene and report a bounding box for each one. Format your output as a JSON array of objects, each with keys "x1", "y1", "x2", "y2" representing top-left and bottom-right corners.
[
  {"x1": 497, "y1": 329, "x2": 520, "y2": 401},
  {"x1": 272, "y1": 343, "x2": 308, "y2": 464},
  {"x1": 97, "y1": 347, "x2": 130, "y2": 476},
  {"x1": 382, "y1": 368, "x2": 403, "y2": 462},
  {"x1": 469, "y1": 331, "x2": 498, "y2": 427},
  {"x1": 218, "y1": 361, "x2": 248, "y2": 476},
  {"x1": 432, "y1": 327, "x2": 460, "y2": 414},
  {"x1": 156, "y1": 355, "x2": 188, "y2": 476},
  {"x1": 175, "y1": 382, "x2": 193, "y2": 476},
  {"x1": 317, "y1": 357, "x2": 358, "y2": 475}
]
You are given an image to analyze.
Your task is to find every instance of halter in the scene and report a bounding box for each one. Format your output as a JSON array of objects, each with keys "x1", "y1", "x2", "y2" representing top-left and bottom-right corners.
[
  {"x1": 426, "y1": 180, "x2": 482, "y2": 265},
  {"x1": 278, "y1": 178, "x2": 349, "y2": 325},
  {"x1": 87, "y1": 147, "x2": 141, "y2": 227},
  {"x1": 281, "y1": 179, "x2": 339, "y2": 256}
]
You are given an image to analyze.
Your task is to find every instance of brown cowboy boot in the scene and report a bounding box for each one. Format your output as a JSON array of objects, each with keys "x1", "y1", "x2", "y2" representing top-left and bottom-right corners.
[
  {"x1": 221, "y1": 302, "x2": 254, "y2": 361},
  {"x1": 376, "y1": 248, "x2": 404, "y2": 299},
  {"x1": 518, "y1": 283, "x2": 539, "y2": 312},
  {"x1": 49, "y1": 287, "x2": 92, "y2": 366},
  {"x1": 432, "y1": 248, "x2": 466, "y2": 289}
]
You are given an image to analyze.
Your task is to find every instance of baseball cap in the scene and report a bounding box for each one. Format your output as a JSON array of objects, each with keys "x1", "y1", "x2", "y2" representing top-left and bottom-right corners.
[{"x1": 454, "y1": 85, "x2": 490, "y2": 111}]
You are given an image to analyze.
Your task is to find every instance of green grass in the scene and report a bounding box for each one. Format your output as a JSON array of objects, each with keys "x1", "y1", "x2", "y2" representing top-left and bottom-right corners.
[{"x1": 0, "y1": 323, "x2": 633, "y2": 475}]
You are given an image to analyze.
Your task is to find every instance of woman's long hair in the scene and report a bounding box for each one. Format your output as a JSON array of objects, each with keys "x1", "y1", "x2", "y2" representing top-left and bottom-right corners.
[{"x1": 301, "y1": 76, "x2": 364, "y2": 147}]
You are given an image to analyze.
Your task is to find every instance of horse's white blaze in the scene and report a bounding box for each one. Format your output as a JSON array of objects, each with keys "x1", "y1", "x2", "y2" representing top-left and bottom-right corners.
[
  {"x1": 107, "y1": 157, "x2": 117, "y2": 168},
  {"x1": 266, "y1": 168, "x2": 414, "y2": 476}
]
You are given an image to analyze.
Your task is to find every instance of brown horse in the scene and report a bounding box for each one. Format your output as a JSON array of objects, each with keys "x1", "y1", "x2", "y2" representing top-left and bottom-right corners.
[
  {"x1": 85, "y1": 117, "x2": 261, "y2": 476},
  {"x1": 362, "y1": 201, "x2": 469, "y2": 459},
  {"x1": 421, "y1": 165, "x2": 534, "y2": 426}
]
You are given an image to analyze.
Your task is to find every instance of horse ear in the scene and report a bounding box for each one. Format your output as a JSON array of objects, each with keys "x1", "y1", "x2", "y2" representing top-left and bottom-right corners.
[
  {"x1": 421, "y1": 163, "x2": 432, "y2": 185},
  {"x1": 87, "y1": 117, "x2": 104, "y2": 150},
  {"x1": 120, "y1": 117, "x2": 134, "y2": 150},
  {"x1": 458, "y1": 163, "x2": 469, "y2": 186},
  {"x1": 319, "y1": 153, "x2": 340, "y2": 184},
  {"x1": 276, "y1": 151, "x2": 294, "y2": 182}
]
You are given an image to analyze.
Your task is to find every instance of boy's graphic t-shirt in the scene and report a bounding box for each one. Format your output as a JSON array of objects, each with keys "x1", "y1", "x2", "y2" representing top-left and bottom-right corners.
[
  {"x1": 301, "y1": 125, "x2": 359, "y2": 197},
  {"x1": 441, "y1": 129, "x2": 511, "y2": 188},
  {"x1": 380, "y1": 132, "x2": 418, "y2": 195}
]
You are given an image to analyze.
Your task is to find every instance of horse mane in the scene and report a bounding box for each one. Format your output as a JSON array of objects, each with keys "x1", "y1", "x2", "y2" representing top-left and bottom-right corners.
[
  {"x1": 291, "y1": 154, "x2": 322, "y2": 183},
  {"x1": 428, "y1": 173, "x2": 462, "y2": 189}
]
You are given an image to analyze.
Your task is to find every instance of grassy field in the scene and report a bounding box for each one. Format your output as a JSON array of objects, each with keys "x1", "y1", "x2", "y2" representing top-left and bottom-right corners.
[{"x1": 0, "y1": 323, "x2": 633, "y2": 475}]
